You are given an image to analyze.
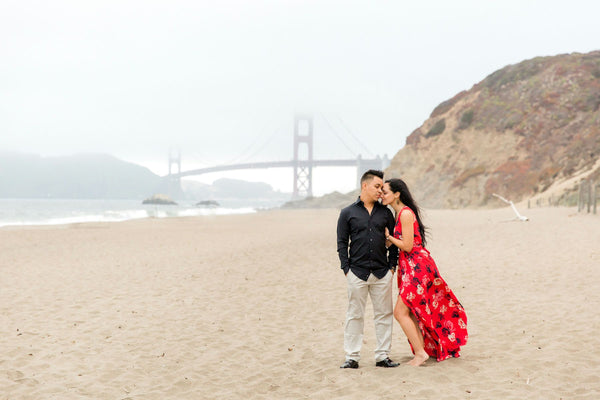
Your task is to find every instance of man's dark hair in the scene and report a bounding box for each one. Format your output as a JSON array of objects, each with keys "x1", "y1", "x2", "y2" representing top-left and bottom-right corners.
[{"x1": 360, "y1": 169, "x2": 384, "y2": 184}]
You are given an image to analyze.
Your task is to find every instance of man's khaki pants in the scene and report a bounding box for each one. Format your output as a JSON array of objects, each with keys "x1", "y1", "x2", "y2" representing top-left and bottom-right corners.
[{"x1": 344, "y1": 269, "x2": 393, "y2": 362}]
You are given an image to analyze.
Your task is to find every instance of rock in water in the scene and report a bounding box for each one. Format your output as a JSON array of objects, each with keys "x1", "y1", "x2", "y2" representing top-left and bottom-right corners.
[
  {"x1": 196, "y1": 200, "x2": 220, "y2": 208},
  {"x1": 142, "y1": 194, "x2": 177, "y2": 205}
]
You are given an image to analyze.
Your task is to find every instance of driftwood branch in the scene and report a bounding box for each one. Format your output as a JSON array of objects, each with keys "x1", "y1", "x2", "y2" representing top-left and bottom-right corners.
[{"x1": 492, "y1": 193, "x2": 529, "y2": 221}]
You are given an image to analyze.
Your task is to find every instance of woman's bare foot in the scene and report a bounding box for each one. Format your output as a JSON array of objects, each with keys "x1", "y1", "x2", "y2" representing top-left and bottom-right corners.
[{"x1": 407, "y1": 351, "x2": 429, "y2": 366}]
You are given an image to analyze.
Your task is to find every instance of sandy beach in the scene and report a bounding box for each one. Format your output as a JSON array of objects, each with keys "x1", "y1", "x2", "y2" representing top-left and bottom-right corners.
[{"x1": 1, "y1": 206, "x2": 599, "y2": 399}]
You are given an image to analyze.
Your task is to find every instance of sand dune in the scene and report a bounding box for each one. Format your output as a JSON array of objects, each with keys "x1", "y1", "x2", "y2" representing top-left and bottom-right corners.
[{"x1": 1, "y1": 207, "x2": 599, "y2": 399}]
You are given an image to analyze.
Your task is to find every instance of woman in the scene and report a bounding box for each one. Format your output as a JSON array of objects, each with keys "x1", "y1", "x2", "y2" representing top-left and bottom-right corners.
[{"x1": 381, "y1": 178, "x2": 468, "y2": 366}]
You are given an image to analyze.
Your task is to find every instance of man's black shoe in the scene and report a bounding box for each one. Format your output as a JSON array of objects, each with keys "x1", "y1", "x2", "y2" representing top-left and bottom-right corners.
[
  {"x1": 340, "y1": 359, "x2": 359, "y2": 369},
  {"x1": 375, "y1": 358, "x2": 399, "y2": 368}
]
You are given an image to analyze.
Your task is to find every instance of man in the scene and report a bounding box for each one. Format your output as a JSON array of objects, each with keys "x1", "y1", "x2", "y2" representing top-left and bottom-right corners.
[{"x1": 337, "y1": 169, "x2": 399, "y2": 369}]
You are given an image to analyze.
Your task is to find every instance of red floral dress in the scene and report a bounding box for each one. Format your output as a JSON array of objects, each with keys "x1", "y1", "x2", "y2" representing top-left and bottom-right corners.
[{"x1": 395, "y1": 207, "x2": 468, "y2": 361}]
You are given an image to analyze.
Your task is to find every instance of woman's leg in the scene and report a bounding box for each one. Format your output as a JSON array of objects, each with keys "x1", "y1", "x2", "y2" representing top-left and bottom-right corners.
[{"x1": 394, "y1": 298, "x2": 429, "y2": 366}]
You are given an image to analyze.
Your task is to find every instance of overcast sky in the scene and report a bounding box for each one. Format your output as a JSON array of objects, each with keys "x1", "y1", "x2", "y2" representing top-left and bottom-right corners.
[{"x1": 2, "y1": 0, "x2": 599, "y2": 194}]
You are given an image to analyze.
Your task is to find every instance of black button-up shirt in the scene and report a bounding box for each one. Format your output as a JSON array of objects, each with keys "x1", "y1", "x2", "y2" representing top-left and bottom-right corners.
[{"x1": 337, "y1": 197, "x2": 399, "y2": 281}]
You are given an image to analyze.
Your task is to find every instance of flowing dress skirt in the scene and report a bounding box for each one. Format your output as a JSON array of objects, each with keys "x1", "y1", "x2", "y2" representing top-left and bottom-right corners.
[{"x1": 398, "y1": 245, "x2": 468, "y2": 361}]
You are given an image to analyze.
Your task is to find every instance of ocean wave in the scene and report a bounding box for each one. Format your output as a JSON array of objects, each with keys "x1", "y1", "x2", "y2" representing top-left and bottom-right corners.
[{"x1": 0, "y1": 202, "x2": 258, "y2": 228}]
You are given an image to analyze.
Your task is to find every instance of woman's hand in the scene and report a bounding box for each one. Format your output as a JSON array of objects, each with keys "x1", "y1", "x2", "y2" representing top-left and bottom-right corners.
[{"x1": 385, "y1": 227, "x2": 392, "y2": 247}]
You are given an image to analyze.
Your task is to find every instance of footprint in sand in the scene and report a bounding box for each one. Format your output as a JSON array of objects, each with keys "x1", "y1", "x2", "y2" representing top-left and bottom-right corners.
[{"x1": 6, "y1": 370, "x2": 25, "y2": 381}]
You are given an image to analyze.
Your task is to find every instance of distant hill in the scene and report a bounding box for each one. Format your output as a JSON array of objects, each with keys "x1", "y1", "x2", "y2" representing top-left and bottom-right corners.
[
  {"x1": 386, "y1": 50, "x2": 600, "y2": 208},
  {"x1": 0, "y1": 152, "x2": 292, "y2": 202},
  {"x1": 281, "y1": 190, "x2": 358, "y2": 209},
  {"x1": 0, "y1": 152, "x2": 162, "y2": 198},
  {"x1": 182, "y1": 177, "x2": 291, "y2": 204}
]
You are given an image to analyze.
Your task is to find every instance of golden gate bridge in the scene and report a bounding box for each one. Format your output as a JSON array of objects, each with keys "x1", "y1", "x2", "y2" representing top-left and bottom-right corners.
[{"x1": 163, "y1": 115, "x2": 390, "y2": 199}]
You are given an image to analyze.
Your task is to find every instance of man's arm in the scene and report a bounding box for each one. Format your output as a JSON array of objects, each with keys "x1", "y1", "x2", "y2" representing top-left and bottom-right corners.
[
  {"x1": 386, "y1": 210, "x2": 399, "y2": 270},
  {"x1": 336, "y1": 209, "x2": 350, "y2": 274}
]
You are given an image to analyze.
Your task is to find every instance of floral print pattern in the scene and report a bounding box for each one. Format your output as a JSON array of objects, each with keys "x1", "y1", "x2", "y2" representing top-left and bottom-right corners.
[{"x1": 395, "y1": 207, "x2": 468, "y2": 361}]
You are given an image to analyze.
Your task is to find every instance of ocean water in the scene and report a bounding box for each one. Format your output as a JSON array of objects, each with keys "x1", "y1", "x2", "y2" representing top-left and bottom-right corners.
[{"x1": 0, "y1": 198, "x2": 281, "y2": 227}]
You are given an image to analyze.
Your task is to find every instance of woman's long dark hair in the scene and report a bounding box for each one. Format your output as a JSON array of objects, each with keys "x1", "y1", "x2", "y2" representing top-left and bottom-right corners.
[{"x1": 386, "y1": 178, "x2": 427, "y2": 246}]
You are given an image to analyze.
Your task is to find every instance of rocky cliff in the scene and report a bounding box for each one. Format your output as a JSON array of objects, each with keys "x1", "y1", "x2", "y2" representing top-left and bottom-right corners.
[{"x1": 386, "y1": 51, "x2": 600, "y2": 208}]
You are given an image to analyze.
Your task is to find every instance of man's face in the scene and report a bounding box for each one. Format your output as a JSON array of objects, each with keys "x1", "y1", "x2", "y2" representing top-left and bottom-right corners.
[{"x1": 362, "y1": 176, "x2": 383, "y2": 203}]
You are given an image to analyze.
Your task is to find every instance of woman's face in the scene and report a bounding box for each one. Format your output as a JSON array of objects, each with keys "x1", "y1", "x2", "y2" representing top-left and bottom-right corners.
[{"x1": 380, "y1": 183, "x2": 397, "y2": 206}]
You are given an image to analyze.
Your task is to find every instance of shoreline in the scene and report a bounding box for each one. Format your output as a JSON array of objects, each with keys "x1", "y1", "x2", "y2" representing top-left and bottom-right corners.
[
  {"x1": 0, "y1": 206, "x2": 260, "y2": 230},
  {"x1": 2, "y1": 203, "x2": 594, "y2": 230}
]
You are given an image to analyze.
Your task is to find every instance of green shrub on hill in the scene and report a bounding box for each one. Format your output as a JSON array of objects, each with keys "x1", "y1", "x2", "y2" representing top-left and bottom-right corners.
[
  {"x1": 458, "y1": 110, "x2": 474, "y2": 130},
  {"x1": 426, "y1": 119, "x2": 446, "y2": 138}
]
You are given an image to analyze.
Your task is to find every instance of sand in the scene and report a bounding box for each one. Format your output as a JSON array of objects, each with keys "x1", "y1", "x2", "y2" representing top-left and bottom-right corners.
[{"x1": 1, "y1": 207, "x2": 599, "y2": 399}]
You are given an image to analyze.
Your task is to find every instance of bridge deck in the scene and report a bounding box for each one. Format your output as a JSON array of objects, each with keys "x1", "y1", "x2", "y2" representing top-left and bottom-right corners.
[{"x1": 167, "y1": 158, "x2": 385, "y2": 178}]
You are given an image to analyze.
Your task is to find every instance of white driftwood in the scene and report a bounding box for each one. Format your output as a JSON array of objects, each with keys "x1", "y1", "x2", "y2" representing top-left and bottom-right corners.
[{"x1": 492, "y1": 193, "x2": 529, "y2": 221}]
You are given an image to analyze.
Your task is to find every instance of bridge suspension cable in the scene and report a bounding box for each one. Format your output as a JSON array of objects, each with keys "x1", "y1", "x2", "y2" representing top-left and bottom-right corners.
[
  {"x1": 217, "y1": 121, "x2": 271, "y2": 165},
  {"x1": 317, "y1": 113, "x2": 358, "y2": 157},
  {"x1": 231, "y1": 121, "x2": 287, "y2": 164},
  {"x1": 334, "y1": 115, "x2": 374, "y2": 158}
]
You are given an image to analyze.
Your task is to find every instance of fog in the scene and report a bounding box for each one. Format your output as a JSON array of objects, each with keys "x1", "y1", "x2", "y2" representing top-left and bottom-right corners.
[{"x1": 2, "y1": 0, "x2": 599, "y2": 194}]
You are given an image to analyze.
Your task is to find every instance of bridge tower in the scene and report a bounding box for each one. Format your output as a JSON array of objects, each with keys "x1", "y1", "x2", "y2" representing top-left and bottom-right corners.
[
  {"x1": 167, "y1": 149, "x2": 183, "y2": 199},
  {"x1": 293, "y1": 115, "x2": 314, "y2": 198},
  {"x1": 355, "y1": 154, "x2": 391, "y2": 187}
]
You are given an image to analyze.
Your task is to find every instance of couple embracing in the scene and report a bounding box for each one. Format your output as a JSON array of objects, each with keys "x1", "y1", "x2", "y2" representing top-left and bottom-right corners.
[{"x1": 337, "y1": 170, "x2": 468, "y2": 369}]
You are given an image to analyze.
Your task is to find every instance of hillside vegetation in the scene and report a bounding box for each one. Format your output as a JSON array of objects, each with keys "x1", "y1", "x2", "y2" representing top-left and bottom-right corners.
[{"x1": 386, "y1": 51, "x2": 600, "y2": 208}]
